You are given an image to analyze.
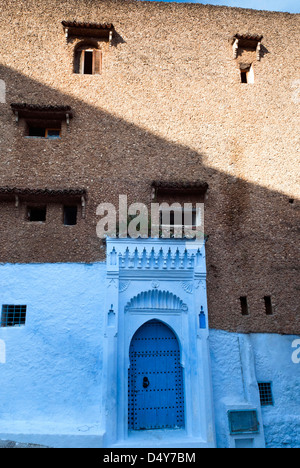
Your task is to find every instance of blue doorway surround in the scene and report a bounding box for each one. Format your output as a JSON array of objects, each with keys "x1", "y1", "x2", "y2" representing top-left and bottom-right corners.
[{"x1": 128, "y1": 319, "x2": 184, "y2": 430}]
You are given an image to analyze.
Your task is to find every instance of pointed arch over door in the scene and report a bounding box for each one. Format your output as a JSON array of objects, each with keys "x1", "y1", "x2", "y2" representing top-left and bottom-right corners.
[{"x1": 128, "y1": 319, "x2": 184, "y2": 430}]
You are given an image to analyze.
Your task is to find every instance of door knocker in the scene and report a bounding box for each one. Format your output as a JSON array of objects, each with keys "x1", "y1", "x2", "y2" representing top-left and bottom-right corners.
[{"x1": 143, "y1": 376, "x2": 150, "y2": 388}]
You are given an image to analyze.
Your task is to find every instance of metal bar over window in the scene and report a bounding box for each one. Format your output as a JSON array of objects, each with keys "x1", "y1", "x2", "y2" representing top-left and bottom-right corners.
[{"x1": 1, "y1": 305, "x2": 27, "y2": 327}]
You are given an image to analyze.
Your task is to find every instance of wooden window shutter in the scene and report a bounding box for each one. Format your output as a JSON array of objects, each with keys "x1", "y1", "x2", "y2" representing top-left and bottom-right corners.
[
  {"x1": 92, "y1": 49, "x2": 102, "y2": 75},
  {"x1": 79, "y1": 50, "x2": 85, "y2": 74},
  {"x1": 74, "y1": 49, "x2": 83, "y2": 73}
]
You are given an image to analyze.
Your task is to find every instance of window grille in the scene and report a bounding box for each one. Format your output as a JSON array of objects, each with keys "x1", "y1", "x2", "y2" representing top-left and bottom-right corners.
[
  {"x1": 1, "y1": 305, "x2": 27, "y2": 327},
  {"x1": 258, "y1": 382, "x2": 274, "y2": 406}
]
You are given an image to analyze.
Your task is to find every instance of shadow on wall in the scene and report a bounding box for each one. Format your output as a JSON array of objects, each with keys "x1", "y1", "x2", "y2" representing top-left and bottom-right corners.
[{"x1": 0, "y1": 63, "x2": 299, "y2": 334}]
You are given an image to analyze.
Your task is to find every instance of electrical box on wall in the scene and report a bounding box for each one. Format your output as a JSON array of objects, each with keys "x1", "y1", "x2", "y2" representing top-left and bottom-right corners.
[
  {"x1": 228, "y1": 410, "x2": 259, "y2": 435},
  {"x1": 226, "y1": 408, "x2": 265, "y2": 449}
]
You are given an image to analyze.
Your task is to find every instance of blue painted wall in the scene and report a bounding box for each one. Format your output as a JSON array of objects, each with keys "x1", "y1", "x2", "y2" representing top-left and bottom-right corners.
[
  {"x1": 251, "y1": 334, "x2": 300, "y2": 448},
  {"x1": 0, "y1": 263, "x2": 106, "y2": 439},
  {"x1": 210, "y1": 330, "x2": 300, "y2": 448},
  {"x1": 0, "y1": 263, "x2": 299, "y2": 447}
]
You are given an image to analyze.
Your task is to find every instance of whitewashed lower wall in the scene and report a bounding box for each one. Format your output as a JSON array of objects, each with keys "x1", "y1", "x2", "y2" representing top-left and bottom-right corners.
[
  {"x1": 0, "y1": 263, "x2": 299, "y2": 448},
  {"x1": 210, "y1": 330, "x2": 300, "y2": 448},
  {"x1": 0, "y1": 262, "x2": 107, "y2": 447}
]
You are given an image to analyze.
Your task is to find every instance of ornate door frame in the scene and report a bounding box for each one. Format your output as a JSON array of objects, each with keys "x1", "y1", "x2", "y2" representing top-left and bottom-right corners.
[{"x1": 102, "y1": 238, "x2": 216, "y2": 448}]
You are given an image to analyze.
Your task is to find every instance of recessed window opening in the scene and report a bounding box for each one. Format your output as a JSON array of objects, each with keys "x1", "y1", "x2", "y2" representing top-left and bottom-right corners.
[
  {"x1": 258, "y1": 382, "x2": 274, "y2": 406},
  {"x1": 63, "y1": 205, "x2": 77, "y2": 225},
  {"x1": 46, "y1": 129, "x2": 61, "y2": 139},
  {"x1": 240, "y1": 64, "x2": 254, "y2": 84},
  {"x1": 159, "y1": 208, "x2": 199, "y2": 228},
  {"x1": 160, "y1": 209, "x2": 182, "y2": 227},
  {"x1": 264, "y1": 296, "x2": 273, "y2": 315},
  {"x1": 1, "y1": 305, "x2": 27, "y2": 327},
  {"x1": 28, "y1": 126, "x2": 61, "y2": 139},
  {"x1": 83, "y1": 50, "x2": 93, "y2": 75},
  {"x1": 159, "y1": 207, "x2": 200, "y2": 239},
  {"x1": 240, "y1": 296, "x2": 249, "y2": 316},
  {"x1": 28, "y1": 126, "x2": 46, "y2": 137},
  {"x1": 228, "y1": 410, "x2": 259, "y2": 434},
  {"x1": 27, "y1": 206, "x2": 46, "y2": 222},
  {"x1": 241, "y1": 69, "x2": 249, "y2": 83},
  {"x1": 289, "y1": 198, "x2": 294, "y2": 204}
]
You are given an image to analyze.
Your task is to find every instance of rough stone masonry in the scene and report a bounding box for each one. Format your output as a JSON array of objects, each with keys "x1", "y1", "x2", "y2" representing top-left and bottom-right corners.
[{"x1": 0, "y1": 0, "x2": 299, "y2": 334}]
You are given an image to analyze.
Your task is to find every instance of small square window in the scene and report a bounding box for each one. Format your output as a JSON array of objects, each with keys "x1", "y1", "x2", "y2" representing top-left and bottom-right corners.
[
  {"x1": 1, "y1": 305, "x2": 27, "y2": 327},
  {"x1": 258, "y1": 382, "x2": 274, "y2": 406},
  {"x1": 27, "y1": 206, "x2": 46, "y2": 222},
  {"x1": 63, "y1": 205, "x2": 77, "y2": 225}
]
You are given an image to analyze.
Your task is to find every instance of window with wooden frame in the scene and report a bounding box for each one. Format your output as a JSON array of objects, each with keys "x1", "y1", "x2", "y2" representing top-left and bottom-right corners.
[
  {"x1": 258, "y1": 382, "x2": 274, "y2": 406},
  {"x1": 74, "y1": 44, "x2": 102, "y2": 75},
  {"x1": 27, "y1": 125, "x2": 61, "y2": 139},
  {"x1": 10, "y1": 104, "x2": 72, "y2": 138},
  {"x1": 151, "y1": 181, "x2": 207, "y2": 239},
  {"x1": 62, "y1": 21, "x2": 113, "y2": 75}
]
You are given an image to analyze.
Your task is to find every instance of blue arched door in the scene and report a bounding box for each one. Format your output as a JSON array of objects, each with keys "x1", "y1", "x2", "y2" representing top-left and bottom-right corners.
[{"x1": 128, "y1": 320, "x2": 184, "y2": 430}]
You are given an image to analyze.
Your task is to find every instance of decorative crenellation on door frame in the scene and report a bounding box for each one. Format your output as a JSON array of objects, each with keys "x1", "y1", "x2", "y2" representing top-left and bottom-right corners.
[{"x1": 105, "y1": 237, "x2": 208, "y2": 328}]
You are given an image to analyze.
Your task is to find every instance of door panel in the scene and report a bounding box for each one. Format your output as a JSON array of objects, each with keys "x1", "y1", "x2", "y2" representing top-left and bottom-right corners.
[{"x1": 128, "y1": 320, "x2": 184, "y2": 430}]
